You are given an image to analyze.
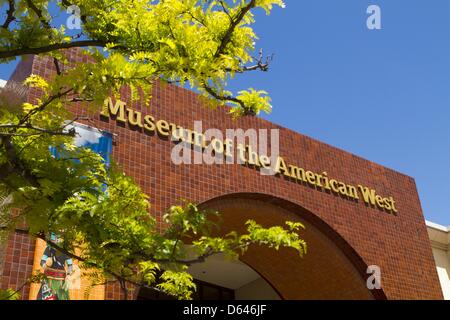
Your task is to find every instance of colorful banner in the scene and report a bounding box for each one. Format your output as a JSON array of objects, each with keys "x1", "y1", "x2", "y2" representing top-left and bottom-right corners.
[{"x1": 29, "y1": 124, "x2": 112, "y2": 300}]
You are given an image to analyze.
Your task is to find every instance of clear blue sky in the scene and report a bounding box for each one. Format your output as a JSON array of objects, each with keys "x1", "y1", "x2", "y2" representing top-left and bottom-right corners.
[{"x1": 1, "y1": 0, "x2": 449, "y2": 226}]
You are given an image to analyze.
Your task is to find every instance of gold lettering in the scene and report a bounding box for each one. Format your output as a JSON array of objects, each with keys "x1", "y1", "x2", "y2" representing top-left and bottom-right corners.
[
  {"x1": 182, "y1": 128, "x2": 206, "y2": 148},
  {"x1": 100, "y1": 98, "x2": 399, "y2": 215},
  {"x1": 315, "y1": 173, "x2": 323, "y2": 187},
  {"x1": 127, "y1": 109, "x2": 143, "y2": 128},
  {"x1": 330, "y1": 180, "x2": 340, "y2": 193},
  {"x1": 358, "y1": 186, "x2": 377, "y2": 206},
  {"x1": 375, "y1": 195, "x2": 384, "y2": 208},
  {"x1": 347, "y1": 185, "x2": 359, "y2": 199},
  {"x1": 322, "y1": 172, "x2": 331, "y2": 190},
  {"x1": 389, "y1": 196, "x2": 398, "y2": 213},
  {"x1": 247, "y1": 145, "x2": 261, "y2": 167},
  {"x1": 383, "y1": 198, "x2": 392, "y2": 211},
  {"x1": 170, "y1": 123, "x2": 184, "y2": 141},
  {"x1": 259, "y1": 155, "x2": 271, "y2": 168},
  {"x1": 143, "y1": 115, "x2": 155, "y2": 132},
  {"x1": 211, "y1": 138, "x2": 224, "y2": 154},
  {"x1": 156, "y1": 120, "x2": 170, "y2": 137},
  {"x1": 274, "y1": 156, "x2": 291, "y2": 177},
  {"x1": 102, "y1": 97, "x2": 126, "y2": 123},
  {"x1": 223, "y1": 139, "x2": 233, "y2": 158},
  {"x1": 289, "y1": 165, "x2": 306, "y2": 181},
  {"x1": 237, "y1": 144, "x2": 247, "y2": 164},
  {"x1": 306, "y1": 171, "x2": 316, "y2": 185},
  {"x1": 338, "y1": 182, "x2": 348, "y2": 196}
]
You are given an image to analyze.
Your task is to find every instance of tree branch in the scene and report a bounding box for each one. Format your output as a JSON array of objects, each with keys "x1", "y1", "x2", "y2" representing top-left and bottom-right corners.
[
  {"x1": 53, "y1": 58, "x2": 62, "y2": 75},
  {"x1": 18, "y1": 88, "x2": 73, "y2": 125},
  {"x1": 1, "y1": 280, "x2": 28, "y2": 300},
  {"x1": 0, "y1": 136, "x2": 40, "y2": 187},
  {"x1": 214, "y1": 0, "x2": 256, "y2": 58},
  {"x1": 218, "y1": 0, "x2": 232, "y2": 21},
  {"x1": 0, "y1": 40, "x2": 108, "y2": 60},
  {"x1": 2, "y1": 0, "x2": 15, "y2": 29},
  {"x1": 0, "y1": 123, "x2": 76, "y2": 137},
  {"x1": 25, "y1": 0, "x2": 51, "y2": 29},
  {"x1": 202, "y1": 83, "x2": 256, "y2": 115},
  {"x1": 231, "y1": 49, "x2": 273, "y2": 73}
]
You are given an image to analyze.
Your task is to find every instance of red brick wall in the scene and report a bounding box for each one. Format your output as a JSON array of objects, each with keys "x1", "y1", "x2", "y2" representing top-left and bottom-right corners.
[
  {"x1": 0, "y1": 50, "x2": 444, "y2": 300},
  {"x1": 7, "y1": 55, "x2": 33, "y2": 85},
  {"x1": 1, "y1": 230, "x2": 35, "y2": 299},
  {"x1": 105, "y1": 281, "x2": 138, "y2": 300}
]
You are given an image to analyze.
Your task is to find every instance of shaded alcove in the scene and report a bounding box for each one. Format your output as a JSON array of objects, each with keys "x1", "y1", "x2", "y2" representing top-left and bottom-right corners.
[{"x1": 187, "y1": 253, "x2": 281, "y2": 300}]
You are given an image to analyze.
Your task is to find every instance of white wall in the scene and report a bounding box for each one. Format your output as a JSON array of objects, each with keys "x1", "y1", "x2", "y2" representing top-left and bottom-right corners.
[
  {"x1": 426, "y1": 221, "x2": 450, "y2": 300},
  {"x1": 235, "y1": 277, "x2": 281, "y2": 300}
]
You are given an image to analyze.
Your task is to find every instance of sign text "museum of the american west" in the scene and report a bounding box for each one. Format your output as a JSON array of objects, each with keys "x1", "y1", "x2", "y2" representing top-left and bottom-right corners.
[{"x1": 100, "y1": 98, "x2": 398, "y2": 215}]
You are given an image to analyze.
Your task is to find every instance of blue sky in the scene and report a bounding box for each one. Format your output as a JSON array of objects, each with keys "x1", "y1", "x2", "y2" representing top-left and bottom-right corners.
[
  {"x1": 227, "y1": 0, "x2": 450, "y2": 226},
  {"x1": 1, "y1": 0, "x2": 449, "y2": 226}
]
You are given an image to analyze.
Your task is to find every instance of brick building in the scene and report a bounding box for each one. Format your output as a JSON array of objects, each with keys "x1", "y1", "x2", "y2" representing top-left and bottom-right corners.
[{"x1": 0, "y1": 50, "x2": 444, "y2": 300}]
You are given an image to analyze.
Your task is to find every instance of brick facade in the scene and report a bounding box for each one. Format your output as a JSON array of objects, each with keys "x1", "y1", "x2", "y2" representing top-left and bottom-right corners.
[
  {"x1": 1, "y1": 230, "x2": 35, "y2": 299},
  {"x1": 0, "y1": 50, "x2": 444, "y2": 300}
]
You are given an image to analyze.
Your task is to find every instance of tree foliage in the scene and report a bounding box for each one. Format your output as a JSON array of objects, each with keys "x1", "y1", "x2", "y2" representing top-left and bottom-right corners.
[
  {"x1": 0, "y1": 0, "x2": 308, "y2": 300},
  {"x1": 1, "y1": 0, "x2": 284, "y2": 115}
]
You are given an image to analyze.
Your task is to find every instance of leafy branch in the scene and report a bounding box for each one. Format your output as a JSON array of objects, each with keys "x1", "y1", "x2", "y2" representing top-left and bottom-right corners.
[
  {"x1": 2, "y1": 0, "x2": 15, "y2": 29},
  {"x1": 0, "y1": 0, "x2": 284, "y2": 117},
  {"x1": 214, "y1": 0, "x2": 257, "y2": 58}
]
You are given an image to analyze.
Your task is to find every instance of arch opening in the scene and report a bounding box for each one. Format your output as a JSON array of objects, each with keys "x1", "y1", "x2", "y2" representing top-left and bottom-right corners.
[
  {"x1": 194, "y1": 193, "x2": 386, "y2": 300},
  {"x1": 187, "y1": 253, "x2": 281, "y2": 300}
]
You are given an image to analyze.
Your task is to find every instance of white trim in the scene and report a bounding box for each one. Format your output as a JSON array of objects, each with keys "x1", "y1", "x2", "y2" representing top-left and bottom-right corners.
[
  {"x1": 66, "y1": 121, "x2": 103, "y2": 134},
  {"x1": 426, "y1": 220, "x2": 450, "y2": 232},
  {"x1": 64, "y1": 121, "x2": 117, "y2": 137}
]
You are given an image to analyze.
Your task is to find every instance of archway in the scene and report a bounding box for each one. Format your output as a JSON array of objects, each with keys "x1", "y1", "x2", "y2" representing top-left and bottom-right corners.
[{"x1": 195, "y1": 193, "x2": 387, "y2": 300}]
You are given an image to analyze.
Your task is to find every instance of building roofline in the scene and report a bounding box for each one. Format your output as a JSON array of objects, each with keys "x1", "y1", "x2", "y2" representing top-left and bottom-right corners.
[{"x1": 426, "y1": 220, "x2": 450, "y2": 232}]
